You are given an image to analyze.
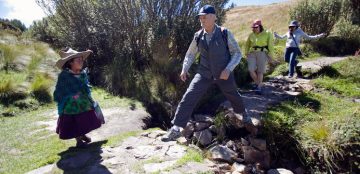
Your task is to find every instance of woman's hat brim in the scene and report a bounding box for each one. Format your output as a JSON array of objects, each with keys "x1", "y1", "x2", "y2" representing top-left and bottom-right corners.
[{"x1": 55, "y1": 50, "x2": 92, "y2": 69}]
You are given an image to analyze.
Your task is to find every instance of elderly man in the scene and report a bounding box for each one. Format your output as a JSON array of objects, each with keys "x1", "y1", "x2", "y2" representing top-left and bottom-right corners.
[{"x1": 161, "y1": 5, "x2": 252, "y2": 141}]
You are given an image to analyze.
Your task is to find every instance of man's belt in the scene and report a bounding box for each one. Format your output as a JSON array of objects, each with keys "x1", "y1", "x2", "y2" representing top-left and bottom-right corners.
[{"x1": 253, "y1": 46, "x2": 268, "y2": 51}]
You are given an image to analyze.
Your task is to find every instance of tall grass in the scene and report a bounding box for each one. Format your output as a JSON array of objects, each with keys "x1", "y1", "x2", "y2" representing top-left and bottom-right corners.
[
  {"x1": 0, "y1": 44, "x2": 19, "y2": 73},
  {"x1": 30, "y1": 73, "x2": 53, "y2": 103}
]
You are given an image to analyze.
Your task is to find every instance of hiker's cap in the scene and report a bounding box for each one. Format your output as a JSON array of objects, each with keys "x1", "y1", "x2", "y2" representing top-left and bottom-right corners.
[
  {"x1": 289, "y1": 20, "x2": 299, "y2": 27},
  {"x1": 197, "y1": 5, "x2": 216, "y2": 16},
  {"x1": 252, "y1": 19, "x2": 262, "y2": 28},
  {"x1": 55, "y1": 48, "x2": 92, "y2": 69}
]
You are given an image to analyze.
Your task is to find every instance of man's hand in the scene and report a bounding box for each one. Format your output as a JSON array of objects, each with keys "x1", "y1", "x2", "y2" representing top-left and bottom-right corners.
[
  {"x1": 180, "y1": 71, "x2": 189, "y2": 82},
  {"x1": 220, "y1": 69, "x2": 231, "y2": 80}
]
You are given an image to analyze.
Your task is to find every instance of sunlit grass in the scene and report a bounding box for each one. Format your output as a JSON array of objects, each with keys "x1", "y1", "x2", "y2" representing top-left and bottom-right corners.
[{"x1": 313, "y1": 57, "x2": 360, "y2": 97}]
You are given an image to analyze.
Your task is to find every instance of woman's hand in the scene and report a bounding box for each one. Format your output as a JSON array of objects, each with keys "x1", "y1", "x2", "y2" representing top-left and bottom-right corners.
[{"x1": 180, "y1": 71, "x2": 189, "y2": 82}]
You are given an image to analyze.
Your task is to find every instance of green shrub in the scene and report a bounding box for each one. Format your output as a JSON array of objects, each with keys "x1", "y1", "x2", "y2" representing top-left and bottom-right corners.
[
  {"x1": 31, "y1": 73, "x2": 53, "y2": 103},
  {"x1": 333, "y1": 18, "x2": 360, "y2": 42},
  {"x1": 290, "y1": 0, "x2": 342, "y2": 36}
]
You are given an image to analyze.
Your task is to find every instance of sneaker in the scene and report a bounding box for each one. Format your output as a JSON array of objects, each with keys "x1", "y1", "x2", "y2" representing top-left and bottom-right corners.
[{"x1": 161, "y1": 127, "x2": 181, "y2": 142}]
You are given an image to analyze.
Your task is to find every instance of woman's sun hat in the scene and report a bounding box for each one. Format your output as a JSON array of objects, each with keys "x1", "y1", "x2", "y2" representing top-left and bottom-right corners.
[
  {"x1": 252, "y1": 19, "x2": 262, "y2": 28},
  {"x1": 55, "y1": 48, "x2": 92, "y2": 69},
  {"x1": 289, "y1": 20, "x2": 299, "y2": 27}
]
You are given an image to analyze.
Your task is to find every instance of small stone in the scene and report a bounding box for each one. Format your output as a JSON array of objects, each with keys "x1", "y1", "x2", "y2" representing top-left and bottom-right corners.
[
  {"x1": 232, "y1": 162, "x2": 246, "y2": 172},
  {"x1": 194, "y1": 129, "x2": 213, "y2": 146},
  {"x1": 354, "y1": 99, "x2": 360, "y2": 103},
  {"x1": 267, "y1": 168, "x2": 294, "y2": 174}
]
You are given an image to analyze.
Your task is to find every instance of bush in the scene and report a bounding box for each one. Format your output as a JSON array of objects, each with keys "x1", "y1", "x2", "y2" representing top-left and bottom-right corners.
[
  {"x1": 310, "y1": 36, "x2": 360, "y2": 56},
  {"x1": 290, "y1": 0, "x2": 342, "y2": 36},
  {"x1": 333, "y1": 17, "x2": 360, "y2": 43},
  {"x1": 31, "y1": 73, "x2": 53, "y2": 103}
]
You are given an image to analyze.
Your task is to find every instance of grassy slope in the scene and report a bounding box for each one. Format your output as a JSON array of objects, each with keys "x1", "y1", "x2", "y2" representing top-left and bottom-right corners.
[
  {"x1": 264, "y1": 57, "x2": 360, "y2": 172},
  {"x1": 224, "y1": 1, "x2": 291, "y2": 42}
]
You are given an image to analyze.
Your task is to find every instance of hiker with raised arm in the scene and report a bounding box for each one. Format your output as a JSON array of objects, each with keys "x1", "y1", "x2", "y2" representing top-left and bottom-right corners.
[
  {"x1": 245, "y1": 19, "x2": 274, "y2": 95},
  {"x1": 161, "y1": 5, "x2": 253, "y2": 142},
  {"x1": 274, "y1": 20, "x2": 325, "y2": 78},
  {"x1": 53, "y1": 48, "x2": 102, "y2": 148}
]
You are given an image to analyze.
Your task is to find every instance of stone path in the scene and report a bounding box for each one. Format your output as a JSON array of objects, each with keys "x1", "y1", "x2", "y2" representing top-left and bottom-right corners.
[
  {"x1": 27, "y1": 130, "x2": 216, "y2": 174},
  {"x1": 27, "y1": 57, "x2": 349, "y2": 174}
]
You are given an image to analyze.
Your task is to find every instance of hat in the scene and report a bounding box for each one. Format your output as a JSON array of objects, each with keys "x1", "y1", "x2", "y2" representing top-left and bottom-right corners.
[
  {"x1": 197, "y1": 5, "x2": 216, "y2": 16},
  {"x1": 55, "y1": 48, "x2": 92, "y2": 69},
  {"x1": 289, "y1": 20, "x2": 299, "y2": 27},
  {"x1": 252, "y1": 19, "x2": 262, "y2": 28}
]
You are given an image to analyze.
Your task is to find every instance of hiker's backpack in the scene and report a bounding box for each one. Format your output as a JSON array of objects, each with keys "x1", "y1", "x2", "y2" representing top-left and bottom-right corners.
[{"x1": 195, "y1": 27, "x2": 229, "y2": 52}]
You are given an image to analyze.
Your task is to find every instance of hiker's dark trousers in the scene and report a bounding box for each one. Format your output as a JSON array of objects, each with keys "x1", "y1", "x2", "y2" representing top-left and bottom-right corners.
[
  {"x1": 172, "y1": 73, "x2": 246, "y2": 128},
  {"x1": 284, "y1": 47, "x2": 300, "y2": 76}
]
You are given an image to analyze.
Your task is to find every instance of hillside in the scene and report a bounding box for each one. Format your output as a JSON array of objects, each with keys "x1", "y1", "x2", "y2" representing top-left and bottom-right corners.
[{"x1": 224, "y1": 1, "x2": 292, "y2": 42}]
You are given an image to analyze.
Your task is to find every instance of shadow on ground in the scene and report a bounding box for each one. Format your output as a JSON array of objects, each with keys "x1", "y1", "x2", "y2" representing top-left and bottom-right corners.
[{"x1": 56, "y1": 140, "x2": 111, "y2": 174}]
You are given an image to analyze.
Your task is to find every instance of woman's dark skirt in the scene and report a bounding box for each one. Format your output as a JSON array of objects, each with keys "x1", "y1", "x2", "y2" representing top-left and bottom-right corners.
[{"x1": 56, "y1": 110, "x2": 101, "y2": 140}]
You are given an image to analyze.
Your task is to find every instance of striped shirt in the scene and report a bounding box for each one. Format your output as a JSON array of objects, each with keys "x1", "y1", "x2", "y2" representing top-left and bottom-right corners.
[{"x1": 182, "y1": 25, "x2": 242, "y2": 73}]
